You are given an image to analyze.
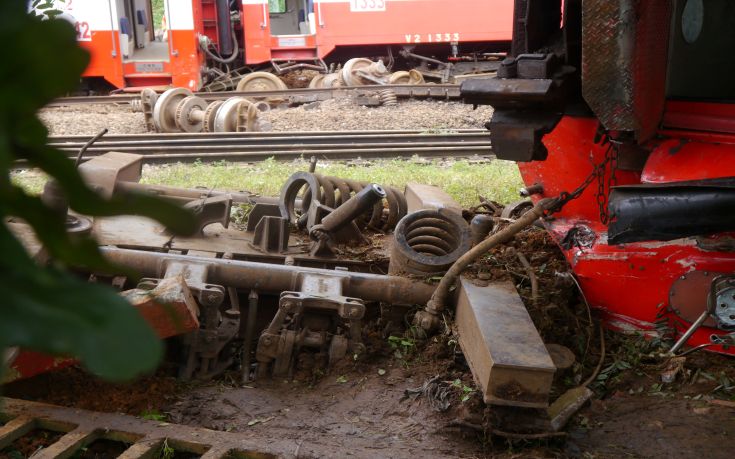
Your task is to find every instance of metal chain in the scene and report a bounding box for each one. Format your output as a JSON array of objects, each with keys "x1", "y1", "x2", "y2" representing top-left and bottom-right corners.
[{"x1": 548, "y1": 135, "x2": 618, "y2": 220}]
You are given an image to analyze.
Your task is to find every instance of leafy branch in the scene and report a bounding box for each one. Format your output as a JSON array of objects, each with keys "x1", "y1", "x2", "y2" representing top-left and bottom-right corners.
[{"x1": 0, "y1": 4, "x2": 197, "y2": 381}]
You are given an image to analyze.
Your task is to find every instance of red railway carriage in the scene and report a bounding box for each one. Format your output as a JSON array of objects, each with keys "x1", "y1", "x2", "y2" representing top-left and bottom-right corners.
[
  {"x1": 47, "y1": 0, "x2": 512, "y2": 91},
  {"x1": 241, "y1": 0, "x2": 512, "y2": 65}
]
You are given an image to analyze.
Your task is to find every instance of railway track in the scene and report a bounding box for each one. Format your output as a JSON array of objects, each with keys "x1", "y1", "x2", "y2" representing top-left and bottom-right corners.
[
  {"x1": 48, "y1": 84, "x2": 462, "y2": 107},
  {"x1": 28, "y1": 130, "x2": 492, "y2": 166}
]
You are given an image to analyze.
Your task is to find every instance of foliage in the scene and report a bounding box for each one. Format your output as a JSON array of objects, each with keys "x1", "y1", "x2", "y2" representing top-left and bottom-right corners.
[
  {"x1": 0, "y1": 4, "x2": 196, "y2": 381},
  {"x1": 451, "y1": 378, "x2": 475, "y2": 403},
  {"x1": 140, "y1": 410, "x2": 167, "y2": 422},
  {"x1": 157, "y1": 439, "x2": 175, "y2": 459},
  {"x1": 388, "y1": 335, "x2": 415, "y2": 360},
  {"x1": 30, "y1": 0, "x2": 64, "y2": 19},
  {"x1": 151, "y1": 0, "x2": 165, "y2": 30}
]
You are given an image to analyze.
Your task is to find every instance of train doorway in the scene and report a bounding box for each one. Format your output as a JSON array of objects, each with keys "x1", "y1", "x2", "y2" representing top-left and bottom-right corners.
[{"x1": 119, "y1": 0, "x2": 170, "y2": 64}]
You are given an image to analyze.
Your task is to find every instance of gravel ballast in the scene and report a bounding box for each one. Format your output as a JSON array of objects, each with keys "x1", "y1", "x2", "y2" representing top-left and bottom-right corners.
[{"x1": 40, "y1": 96, "x2": 493, "y2": 136}]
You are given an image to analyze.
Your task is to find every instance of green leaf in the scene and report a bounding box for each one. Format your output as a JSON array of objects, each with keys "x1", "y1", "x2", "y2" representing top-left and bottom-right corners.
[
  {"x1": 336, "y1": 375, "x2": 348, "y2": 383},
  {"x1": 0, "y1": 223, "x2": 161, "y2": 381}
]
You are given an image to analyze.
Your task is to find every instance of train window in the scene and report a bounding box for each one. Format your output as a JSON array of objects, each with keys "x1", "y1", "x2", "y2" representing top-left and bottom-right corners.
[
  {"x1": 269, "y1": 0, "x2": 286, "y2": 13},
  {"x1": 681, "y1": 0, "x2": 704, "y2": 43},
  {"x1": 667, "y1": 0, "x2": 735, "y2": 101}
]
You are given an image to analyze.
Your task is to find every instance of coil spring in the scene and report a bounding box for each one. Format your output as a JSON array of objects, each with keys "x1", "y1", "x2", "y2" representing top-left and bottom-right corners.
[
  {"x1": 389, "y1": 209, "x2": 471, "y2": 276},
  {"x1": 403, "y1": 215, "x2": 462, "y2": 257},
  {"x1": 296, "y1": 173, "x2": 407, "y2": 231},
  {"x1": 378, "y1": 89, "x2": 398, "y2": 106},
  {"x1": 130, "y1": 99, "x2": 142, "y2": 112}
]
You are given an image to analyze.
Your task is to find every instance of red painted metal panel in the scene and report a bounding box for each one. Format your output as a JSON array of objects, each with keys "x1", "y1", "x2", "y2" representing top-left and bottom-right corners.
[
  {"x1": 80, "y1": 30, "x2": 125, "y2": 88},
  {"x1": 663, "y1": 100, "x2": 735, "y2": 135},
  {"x1": 517, "y1": 116, "x2": 735, "y2": 355},
  {"x1": 642, "y1": 138, "x2": 735, "y2": 184},
  {"x1": 241, "y1": 0, "x2": 512, "y2": 65}
]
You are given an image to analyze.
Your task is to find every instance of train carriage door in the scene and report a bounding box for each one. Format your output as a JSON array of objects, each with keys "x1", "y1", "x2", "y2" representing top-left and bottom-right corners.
[
  {"x1": 115, "y1": 0, "x2": 202, "y2": 89},
  {"x1": 267, "y1": 0, "x2": 320, "y2": 68}
]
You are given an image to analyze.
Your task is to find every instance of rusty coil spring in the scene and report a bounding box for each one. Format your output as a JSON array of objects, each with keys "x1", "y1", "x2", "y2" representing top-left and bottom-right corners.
[
  {"x1": 378, "y1": 89, "x2": 398, "y2": 106},
  {"x1": 281, "y1": 172, "x2": 406, "y2": 231},
  {"x1": 388, "y1": 209, "x2": 471, "y2": 276},
  {"x1": 306, "y1": 173, "x2": 406, "y2": 231},
  {"x1": 404, "y1": 216, "x2": 462, "y2": 257}
]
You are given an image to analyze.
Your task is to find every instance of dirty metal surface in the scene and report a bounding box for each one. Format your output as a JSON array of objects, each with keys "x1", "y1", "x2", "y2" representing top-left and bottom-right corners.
[
  {"x1": 88, "y1": 215, "x2": 388, "y2": 272},
  {"x1": 669, "y1": 270, "x2": 723, "y2": 328},
  {"x1": 581, "y1": 0, "x2": 671, "y2": 140},
  {"x1": 77, "y1": 152, "x2": 142, "y2": 198},
  {"x1": 0, "y1": 397, "x2": 282, "y2": 458},
  {"x1": 404, "y1": 183, "x2": 462, "y2": 215},
  {"x1": 455, "y1": 278, "x2": 556, "y2": 408}
]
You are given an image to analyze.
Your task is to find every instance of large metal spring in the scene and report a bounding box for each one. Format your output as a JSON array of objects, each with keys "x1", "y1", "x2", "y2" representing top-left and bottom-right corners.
[
  {"x1": 281, "y1": 172, "x2": 407, "y2": 232},
  {"x1": 388, "y1": 209, "x2": 471, "y2": 276},
  {"x1": 378, "y1": 89, "x2": 398, "y2": 106}
]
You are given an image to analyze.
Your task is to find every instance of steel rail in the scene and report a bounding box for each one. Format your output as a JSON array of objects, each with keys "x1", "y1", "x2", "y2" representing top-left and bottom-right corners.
[
  {"x1": 49, "y1": 84, "x2": 462, "y2": 106},
  {"x1": 14, "y1": 147, "x2": 492, "y2": 168},
  {"x1": 45, "y1": 146, "x2": 492, "y2": 165},
  {"x1": 48, "y1": 131, "x2": 489, "y2": 146},
  {"x1": 15, "y1": 131, "x2": 493, "y2": 168},
  {"x1": 47, "y1": 128, "x2": 485, "y2": 142}
]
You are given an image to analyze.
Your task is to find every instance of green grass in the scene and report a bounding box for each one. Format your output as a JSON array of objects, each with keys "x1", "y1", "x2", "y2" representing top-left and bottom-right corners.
[
  {"x1": 151, "y1": 0, "x2": 164, "y2": 30},
  {"x1": 140, "y1": 158, "x2": 523, "y2": 207},
  {"x1": 11, "y1": 157, "x2": 524, "y2": 207}
]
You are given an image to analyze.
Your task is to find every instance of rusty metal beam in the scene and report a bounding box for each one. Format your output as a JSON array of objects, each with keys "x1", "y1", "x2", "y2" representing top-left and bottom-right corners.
[
  {"x1": 455, "y1": 278, "x2": 556, "y2": 408},
  {"x1": 98, "y1": 247, "x2": 436, "y2": 305}
]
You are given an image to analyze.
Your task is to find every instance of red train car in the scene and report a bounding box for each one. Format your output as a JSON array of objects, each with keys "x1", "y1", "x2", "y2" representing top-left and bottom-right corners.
[{"x1": 44, "y1": 0, "x2": 512, "y2": 91}]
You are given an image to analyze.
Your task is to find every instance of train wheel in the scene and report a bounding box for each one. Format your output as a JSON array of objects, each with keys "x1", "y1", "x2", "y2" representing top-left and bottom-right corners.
[
  {"x1": 175, "y1": 95, "x2": 208, "y2": 132},
  {"x1": 321, "y1": 73, "x2": 343, "y2": 88},
  {"x1": 153, "y1": 88, "x2": 192, "y2": 133},
  {"x1": 236, "y1": 72, "x2": 288, "y2": 92},
  {"x1": 341, "y1": 58, "x2": 374, "y2": 86},
  {"x1": 388, "y1": 71, "x2": 411, "y2": 84},
  {"x1": 408, "y1": 69, "x2": 425, "y2": 84},
  {"x1": 213, "y1": 97, "x2": 251, "y2": 132},
  {"x1": 202, "y1": 100, "x2": 224, "y2": 133},
  {"x1": 308, "y1": 73, "x2": 326, "y2": 88}
]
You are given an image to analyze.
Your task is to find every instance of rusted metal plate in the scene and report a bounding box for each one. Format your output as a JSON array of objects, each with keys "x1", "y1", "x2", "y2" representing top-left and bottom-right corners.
[
  {"x1": 121, "y1": 275, "x2": 200, "y2": 339},
  {"x1": 78, "y1": 152, "x2": 142, "y2": 198},
  {"x1": 404, "y1": 183, "x2": 462, "y2": 215},
  {"x1": 0, "y1": 398, "x2": 281, "y2": 458},
  {"x1": 455, "y1": 278, "x2": 556, "y2": 408}
]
